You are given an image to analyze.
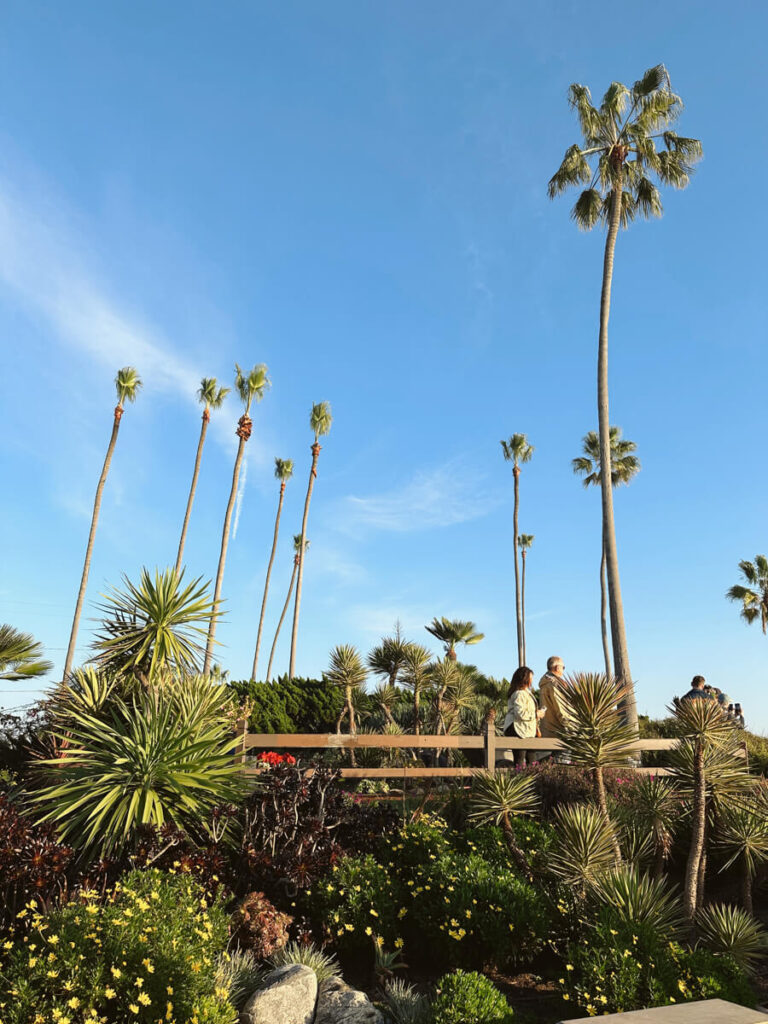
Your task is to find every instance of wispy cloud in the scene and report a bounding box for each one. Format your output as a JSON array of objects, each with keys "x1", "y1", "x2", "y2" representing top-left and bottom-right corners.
[
  {"x1": 232, "y1": 457, "x2": 248, "y2": 539},
  {"x1": 341, "y1": 461, "x2": 497, "y2": 533}
]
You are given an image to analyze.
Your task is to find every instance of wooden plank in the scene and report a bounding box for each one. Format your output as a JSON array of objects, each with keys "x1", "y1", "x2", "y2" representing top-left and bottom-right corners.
[
  {"x1": 494, "y1": 738, "x2": 679, "y2": 751},
  {"x1": 243, "y1": 733, "x2": 485, "y2": 750}
]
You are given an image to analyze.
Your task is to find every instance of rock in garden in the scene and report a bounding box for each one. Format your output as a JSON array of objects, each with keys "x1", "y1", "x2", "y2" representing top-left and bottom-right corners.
[
  {"x1": 239, "y1": 964, "x2": 317, "y2": 1024},
  {"x1": 314, "y1": 977, "x2": 384, "y2": 1024}
]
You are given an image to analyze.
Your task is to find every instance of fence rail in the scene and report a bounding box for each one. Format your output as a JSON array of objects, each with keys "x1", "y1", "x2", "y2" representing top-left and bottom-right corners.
[{"x1": 234, "y1": 721, "x2": 699, "y2": 779}]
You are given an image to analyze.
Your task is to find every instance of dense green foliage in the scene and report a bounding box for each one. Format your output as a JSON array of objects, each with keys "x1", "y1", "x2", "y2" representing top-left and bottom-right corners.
[
  {"x1": 228, "y1": 676, "x2": 345, "y2": 733},
  {"x1": 431, "y1": 971, "x2": 514, "y2": 1024},
  {"x1": 0, "y1": 869, "x2": 235, "y2": 1024}
]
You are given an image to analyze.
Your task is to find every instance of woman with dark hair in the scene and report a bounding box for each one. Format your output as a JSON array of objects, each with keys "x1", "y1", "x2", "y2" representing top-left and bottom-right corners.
[{"x1": 503, "y1": 665, "x2": 545, "y2": 768}]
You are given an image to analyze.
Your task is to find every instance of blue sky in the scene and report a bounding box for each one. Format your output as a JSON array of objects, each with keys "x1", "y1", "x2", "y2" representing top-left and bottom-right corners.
[{"x1": 1, "y1": 2, "x2": 766, "y2": 728}]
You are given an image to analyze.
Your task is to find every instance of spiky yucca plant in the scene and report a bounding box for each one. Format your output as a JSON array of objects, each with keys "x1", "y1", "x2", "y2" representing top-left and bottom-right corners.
[
  {"x1": 383, "y1": 979, "x2": 430, "y2": 1024},
  {"x1": 630, "y1": 775, "x2": 679, "y2": 878},
  {"x1": 696, "y1": 903, "x2": 768, "y2": 976},
  {"x1": 269, "y1": 941, "x2": 341, "y2": 983},
  {"x1": 470, "y1": 770, "x2": 538, "y2": 876},
  {"x1": 716, "y1": 795, "x2": 768, "y2": 915},
  {"x1": 548, "y1": 803, "x2": 616, "y2": 888},
  {"x1": 589, "y1": 866, "x2": 684, "y2": 937},
  {"x1": 326, "y1": 644, "x2": 367, "y2": 766}
]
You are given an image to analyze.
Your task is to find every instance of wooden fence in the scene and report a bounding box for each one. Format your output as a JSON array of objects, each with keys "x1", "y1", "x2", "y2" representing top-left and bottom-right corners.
[{"x1": 233, "y1": 718, "x2": 688, "y2": 779}]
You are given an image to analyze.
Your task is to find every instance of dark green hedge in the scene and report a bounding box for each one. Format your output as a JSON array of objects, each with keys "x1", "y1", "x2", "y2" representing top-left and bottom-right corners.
[{"x1": 227, "y1": 676, "x2": 345, "y2": 734}]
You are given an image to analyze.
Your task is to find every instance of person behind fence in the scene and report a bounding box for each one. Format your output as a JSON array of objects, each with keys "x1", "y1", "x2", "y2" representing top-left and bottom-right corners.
[
  {"x1": 504, "y1": 665, "x2": 545, "y2": 768},
  {"x1": 680, "y1": 675, "x2": 711, "y2": 701},
  {"x1": 538, "y1": 656, "x2": 567, "y2": 757}
]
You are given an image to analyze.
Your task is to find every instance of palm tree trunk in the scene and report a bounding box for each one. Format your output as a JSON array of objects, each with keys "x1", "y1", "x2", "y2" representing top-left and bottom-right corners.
[
  {"x1": 742, "y1": 865, "x2": 753, "y2": 916},
  {"x1": 62, "y1": 406, "x2": 123, "y2": 682},
  {"x1": 600, "y1": 532, "x2": 613, "y2": 680},
  {"x1": 697, "y1": 846, "x2": 707, "y2": 910},
  {"x1": 521, "y1": 549, "x2": 527, "y2": 665},
  {"x1": 598, "y1": 179, "x2": 637, "y2": 733},
  {"x1": 265, "y1": 556, "x2": 298, "y2": 683},
  {"x1": 251, "y1": 482, "x2": 286, "y2": 681},
  {"x1": 684, "y1": 742, "x2": 706, "y2": 923},
  {"x1": 204, "y1": 420, "x2": 249, "y2": 673},
  {"x1": 175, "y1": 408, "x2": 209, "y2": 576},
  {"x1": 289, "y1": 442, "x2": 320, "y2": 679},
  {"x1": 513, "y1": 466, "x2": 523, "y2": 666}
]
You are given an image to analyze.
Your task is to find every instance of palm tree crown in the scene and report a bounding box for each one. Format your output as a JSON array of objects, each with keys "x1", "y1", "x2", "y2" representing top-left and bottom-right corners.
[
  {"x1": 548, "y1": 64, "x2": 702, "y2": 228},
  {"x1": 425, "y1": 617, "x2": 484, "y2": 661},
  {"x1": 727, "y1": 556, "x2": 768, "y2": 634},
  {"x1": 500, "y1": 434, "x2": 534, "y2": 468},
  {"x1": 274, "y1": 457, "x2": 294, "y2": 482},
  {"x1": 198, "y1": 377, "x2": 230, "y2": 411},
  {"x1": 519, "y1": 533, "x2": 534, "y2": 552},
  {"x1": 573, "y1": 427, "x2": 640, "y2": 488},
  {"x1": 235, "y1": 363, "x2": 270, "y2": 414},
  {"x1": 114, "y1": 366, "x2": 143, "y2": 406},
  {"x1": 0, "y1": 624, "x2": 53, "y2": 680},
  {"x1": 310, "y1": 401, "x2": 333, "y2": 441}
]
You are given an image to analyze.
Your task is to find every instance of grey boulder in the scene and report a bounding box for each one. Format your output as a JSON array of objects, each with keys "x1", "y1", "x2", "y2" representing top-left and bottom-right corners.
[
  {"x1": 239, "y1": 964, "x2": 317, "y2": 1024},
  {"x1": 314, "y1": 977, "x2": 384, "y2": 1024}
]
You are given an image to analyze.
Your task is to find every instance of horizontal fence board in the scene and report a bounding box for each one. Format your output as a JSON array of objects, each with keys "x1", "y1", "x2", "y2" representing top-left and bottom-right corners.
[
  {"x1": 243, "y1": 733, "x2": 485, "y2": 750},
  {"x1": 243, "y1": 766, "x2": 476, "y2": 779}
]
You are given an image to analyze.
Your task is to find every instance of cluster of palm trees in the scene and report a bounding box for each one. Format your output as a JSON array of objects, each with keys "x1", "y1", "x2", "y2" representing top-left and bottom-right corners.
[{"x1": 60, "y1": 361, "x2": 332, "y2": 686}]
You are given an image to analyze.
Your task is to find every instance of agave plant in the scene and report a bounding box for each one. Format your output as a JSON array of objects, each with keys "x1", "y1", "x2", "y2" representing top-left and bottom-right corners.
[
  {"x1": 32, "y1": 681, "x2": 241, "y2": 856},
  {"x1": 589, "y1": 865, "x2": 685, "y2": 938},
  {"x1": 548, "y1": 803, "x2": 617, "y2": 888},
  {"x1": 91, "y1": 568, "x2": 219, "y2": 688},
  {"x1": 469, "y1": 770, "x2": 538, "y2": 876},
  {"x1": 696, "y1": 903, "x2": 768, "y2": 976}
]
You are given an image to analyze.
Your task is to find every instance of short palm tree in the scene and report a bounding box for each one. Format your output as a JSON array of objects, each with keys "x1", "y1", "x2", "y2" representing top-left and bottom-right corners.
[
  {"x1": 251, "y1": 457, "x2": 294, "y2": 681},
  {"x1": 557, "y1": 672, "x2": 638, "y2": 861},
  {"x1": 175, "y1": 377, "x2": 230, "y2": 576},
  {"x1": 0, "y1": 625, "x2": 52, "y2": 680},
  {"x1": 518, "y1": 533, "x2": 534, "y2": 664},
  {"x1": 325, "y1": 644, "x2": 368, "y2": 766},
  {"x1": 726, "y1": 556, "x2": 768, "y2": 634},
  {"x1": 573, "y1": 428, "x2": 640, "y2": 678},
  {"x1": 668, "y1": 696, "x2": 748, "y2": 923},
  {"x1": 265, "y1": 535, "x2": 307, "y2": 683},
  {"x1": 91, "y1": 568, "x2": 218, "y2": 689},
  {"x1": 289, "y1": 401, "x2": 333, "y2": 679},
  {"x1": 367, "y1": 624, "x2": 411, "y2": 689},
  {"x1": 716, "y1": 793, "x2": 768, "y2": 916},
  {"x1": 469, "y1": 770, "x2": 538, "y2": 876},
  {"x1": 204, "y1": 364, "x2": 270, "y2": 673},
  {"x1": 549, "y1": 65, "x2": 701, "y2": 733},
  {"x1": 400, "y1": 642, "x2": 433, "y2": 736},
  {"x1": 424, "y1": 617, "x2": 484, "y2": 662},
  {"x1": 63, "y1": 366, "x2": 142, "y2": 682},
  {"x1": 500, "y1": 434, "x2": 534, "y2": 666}
]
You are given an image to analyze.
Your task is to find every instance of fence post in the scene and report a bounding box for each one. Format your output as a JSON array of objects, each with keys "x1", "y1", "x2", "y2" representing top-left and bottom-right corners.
[
  {"x1": 483, "y1": 708, "x2": 497, "y2": 770},
  {"x1": 234, "y1": 718, "x2": 247, "y2": 769}
]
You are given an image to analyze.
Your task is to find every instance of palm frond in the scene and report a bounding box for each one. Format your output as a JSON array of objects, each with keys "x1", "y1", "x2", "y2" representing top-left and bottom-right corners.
[
  {"x1": 0, "y1": 624, "x2": 53, "y2": 680},
  {"x1": 274, "y1": 457, "x2": 294, "y2": 481},
  {"x1": 234, "y1": 363, "x2": 270, "y2": 411},
  {"x1": 570, "y1": 188, "x2": 603, "y2": 230},
  {"x1": 310, "y1": 400, "x2": 333, "y2": 439},
  {"x1": 114, "y1": 366, "x2": 142, "y2": 405}
]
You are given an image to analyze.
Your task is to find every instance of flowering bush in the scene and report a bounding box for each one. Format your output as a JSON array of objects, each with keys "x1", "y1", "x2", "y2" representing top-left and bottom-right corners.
[
  {"x1": 256, "y1": 751, "x2": 296, "y2": 767},
  {"x1": 230, "y1": 891, "x2": 291, "y2": 958},
  {"x1": 310, "y1": 854, "x2": 401, "y2": 952},
  {"x1": 0, "y1": 869, "x2": 235, "y2": 1024},
  {"x1": 431, "y1": 970, "x2": 514, "y2": 1024}
]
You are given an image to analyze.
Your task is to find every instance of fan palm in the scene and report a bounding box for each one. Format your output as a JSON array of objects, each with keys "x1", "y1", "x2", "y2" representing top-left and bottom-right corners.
[
  {"x1": 400, "y1": 642, "x2": 433, "y2": 736},
  {"x1": 557, "y1": 672, "x2": 638, "y2": 861},
  {"x1": 668, "y1": 696, "x2": 747, "y2": 922},
  {"x1": 63, "y1": 366, "x2": 142, "y2": 682},
  {"x1": 250, "y1": 457, "x2": 294, "y2": 681},
  {"x1": 726, "y1": 556, "x2": 768, "y2": 634},
  {"x1": 550, "y1": 65, "x2": 701, "y2": 733},
  {"x1": 265, "y1": 535, "x2": 307, "y2": 683},
  {"x1": 325, "y1": 644, "x2": 368, "y2": 766},
  {"x1": 518, "y1": 534, "x2": 534, "y2": 665},
  {"x1": 0, "y1": 625, "x2": 52, "y2": 680},
  {"x1": 716, "y1": 795, "x2": 768, "y2": 915},
  {"x1": 91, "y1": 568, "x2": 218, "y2": 688},
  {"x1": 572, "y1": 428, "x2": 640, "y2": 679},
  {"x1": 500, "y1": 434, "x2": 534, "y2": 666},
  {"x1": 175, "y1": 377, "x2": 230, "y2": 576},
  {"x1": 204, "y1": 364, "x2": 270, "y2": 673},
  {"x1": 469, "y1": 770, "x2": 538, "y2": 876},
  {"x1": 289, "y1": 401, "x2": 332, "y2": 679},
  {"x1": 424, "y1": 617, "x2": 484, "y2": 662}
]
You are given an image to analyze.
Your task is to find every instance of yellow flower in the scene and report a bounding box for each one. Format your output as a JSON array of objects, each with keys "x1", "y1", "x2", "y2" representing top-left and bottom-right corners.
[
  {"x1": 104, "y1": 988, "x2": 116, "y2": 999},
  {"x1": 365, "y1": 927, "x2": 373, "y2": 936},
  {"x1": 138, "y1": 993, "x2": 151, "y2": 1006},
  {"x1": 129, "y1": 1004, "x2": 139, "y2": 1015},
  {"x1": 394, "y1": 938, "x2": 404, "y2": 949}
]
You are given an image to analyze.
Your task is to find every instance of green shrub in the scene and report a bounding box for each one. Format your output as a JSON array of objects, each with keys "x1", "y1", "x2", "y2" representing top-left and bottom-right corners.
[
  {"x1": 431, "y1": 970, "x2": 513, "y2": 1024},
  {"x1": 452, "y1": 820, "x2": 553, "y2": 874},
  {"x1": 0, "y1": 869, "x2": 235, "y2": 1023},
  {"x1": 228, "y1": 676, "x2": 344, "y2": 734},
  {"x1": 309, "y1": 854, "x2": 401, "y2": 952}
]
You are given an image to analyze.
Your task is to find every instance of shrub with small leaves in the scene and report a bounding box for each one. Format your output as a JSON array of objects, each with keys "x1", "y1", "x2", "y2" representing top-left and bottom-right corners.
[
  {"x1": 230, "y1": 891, "x2": 291, "y2": 959},
  {"x1": 0, "y1": 869, "x2": 234, "y2": 1023},
  {"x1": 431, "y1": 970, "x2": 514, "y2": 1024}
]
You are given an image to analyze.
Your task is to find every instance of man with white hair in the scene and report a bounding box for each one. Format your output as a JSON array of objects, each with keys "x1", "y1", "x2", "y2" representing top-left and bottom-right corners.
[{"x1": 538, "y1": 656, "x2": 567, "y2": 751}]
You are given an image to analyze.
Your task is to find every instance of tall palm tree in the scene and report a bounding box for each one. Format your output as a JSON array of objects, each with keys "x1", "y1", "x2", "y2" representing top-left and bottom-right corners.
[
  {"x1": 424, "y1": 617, "x2": 484, "y2": 662},
  {"x1": 518, "y1": 533, "x2": 534, "y2": 665},
  {"x1": 572, "y1": 428, "x2": 640, "y2": 678},
  {"x1": 250, "y1": 458, "x2": 294, "y2": 681},
  {"x1": 0, "y1": 625, "x2": 52, "y2": 680},
  {"x1": 289, "y1": 401, "x2": 332, "y2": 679},
  {"x1": 63, "y1": 367, "x2": 142, "y2": 682},
  {"x1": 325, "y1": 644, "x2": 368, "y2": 766},
  {"x1": 265, "y1": 535, "x2": 307, "y2": 683},
  {"x1": 549, "y1": 64, "x2": 702, "y2": 733},
  {"x1": 500, "y1": 434, "x2": 534, "y2": 666},
  {"x1": 175, "y1": 378, "x2": 230, "y2": 576},
  {"x1": 726, "y1": 556, "x2": 768, "y2": 634},
  {"x1": 203, "y1": 364, "x2": 270, "y2": 673}
]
